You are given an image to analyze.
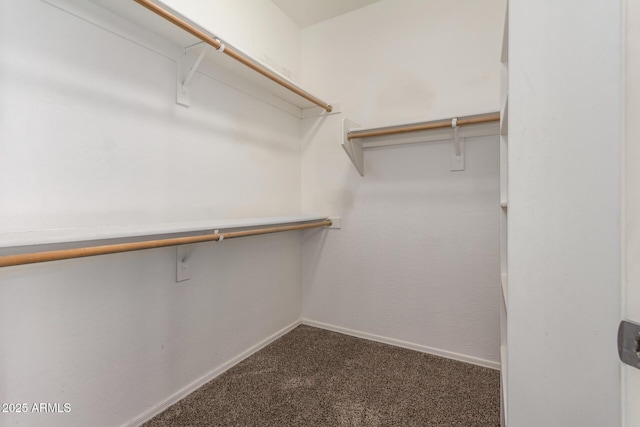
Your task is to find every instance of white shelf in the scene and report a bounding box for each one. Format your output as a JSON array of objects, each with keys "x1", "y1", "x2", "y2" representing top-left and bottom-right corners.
[
  {"x1": 499, "y1": 5, "x2": 508, "y2": 425},
  {"x1": 0, "y1": 214, "x2": 328, "y2": 250},
  {"x1": 501, "y1": 273, "x2": 508, "y2": 307},
  {"x1": 500, "y1": 135, "x2": 508, "y2": 210},
  {"x1": 76, "y1": 0, "x2": 330, "y2": 112},
  {"x1": 342, "y1": 113, "x2": 501, "y2": 176},
  {"x1": 501, "y1": 4, "x2": 509, "y2": 64},
  {"x1": 500, "y1": 96, "x2": 509, "y2": 136}
]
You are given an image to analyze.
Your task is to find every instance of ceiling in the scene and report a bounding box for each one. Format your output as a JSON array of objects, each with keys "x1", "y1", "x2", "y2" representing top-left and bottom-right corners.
[{"x1": 271, "y1": 0, "x2": 381, "y2": 28}]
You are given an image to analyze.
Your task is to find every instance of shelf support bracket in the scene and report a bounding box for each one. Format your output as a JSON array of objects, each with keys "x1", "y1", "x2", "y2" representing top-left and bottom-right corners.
[
  {"x1": 451, "y1": 118, "x2": 465, "y2": 171},
  {"x1": 176, "y1": 244, "x2": 196, "y2": 282},
  {"x1": 342, "y1": 118, "x2": 364, "y2": 176},
  {"x1": 177, "y1": 44, "x2": 210, "y2": 107}
]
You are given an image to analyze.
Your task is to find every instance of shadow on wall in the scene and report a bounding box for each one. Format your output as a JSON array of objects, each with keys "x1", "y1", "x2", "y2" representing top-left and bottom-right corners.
[{"x1": 4, "y1": 49, "x2": 300, "y2": 154}]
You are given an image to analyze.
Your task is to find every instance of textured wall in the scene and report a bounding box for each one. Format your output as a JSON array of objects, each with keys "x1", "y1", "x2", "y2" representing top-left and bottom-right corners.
[
  {"x1": 300, "y1": 0, "x2": 506, "y2": 366},
  {"x1": 0, "y1": 1, "x2": 304, "y2": 426},
  {"x1": 162, "y1": 0, "x2": 302, "y2": 82}
]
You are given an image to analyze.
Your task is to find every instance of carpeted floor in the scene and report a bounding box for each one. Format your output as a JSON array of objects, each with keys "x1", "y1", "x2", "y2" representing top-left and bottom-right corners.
[{"x1": 143, "y1": 325, "x2": 500, "y2": 426}]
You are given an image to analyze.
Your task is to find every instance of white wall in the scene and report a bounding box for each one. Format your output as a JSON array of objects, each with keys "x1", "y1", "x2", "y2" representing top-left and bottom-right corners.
[
  {"x1": 162, "y1": 0, "x2": 301, "y2": 82},
  {"x1": 509, "y1": 1, "x2": 622, "y2": 426},
  {"x1": 300, "y1": 0, "x2": 506, "y2": 367},
  {"x1": 0, "y1": 1, "x2": 305, "y2": 426},
  {"x1": 300, "y1": 0, "x2": 505, "y2": 125}
]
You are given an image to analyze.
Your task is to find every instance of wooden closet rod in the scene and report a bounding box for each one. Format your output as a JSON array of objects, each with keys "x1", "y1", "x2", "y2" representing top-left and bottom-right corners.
[
  {"x1": 0, "y1": 219, "x2": 332, "y2": 268},
  {"x1": 347, "y1": 112, "x2": 500, "y2": 140},
  {"x1": 133, "y1": 0, "x2": 333, "y2": 113}
]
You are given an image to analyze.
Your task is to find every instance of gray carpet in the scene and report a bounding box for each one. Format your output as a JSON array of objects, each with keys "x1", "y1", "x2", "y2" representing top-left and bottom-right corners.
[{"x1": 144, "y1": 325, "x2": 500, "y2": 426}]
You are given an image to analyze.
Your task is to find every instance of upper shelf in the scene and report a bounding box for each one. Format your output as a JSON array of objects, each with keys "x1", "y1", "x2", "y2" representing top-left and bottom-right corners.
[
  {"x1": 85, "y1": 0, "x2": 331, "y2": 113},
  {"x1": 342, "y1": 112, "x2": 501, "y2": 176}
]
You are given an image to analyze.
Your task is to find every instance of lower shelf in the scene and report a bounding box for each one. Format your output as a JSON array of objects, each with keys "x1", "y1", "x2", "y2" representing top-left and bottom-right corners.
[
  {"x1": 0, "y1": 214, "x2": 328, "y2": 250},
  {"x1": 0, "y1": 215, "x2": 332, "y2": 267}
]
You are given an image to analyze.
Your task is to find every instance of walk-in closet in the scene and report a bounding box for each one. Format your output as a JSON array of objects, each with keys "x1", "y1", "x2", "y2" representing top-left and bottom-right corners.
[{"x1": 0, "y1": 0, "x2": 634, "y2": 426}]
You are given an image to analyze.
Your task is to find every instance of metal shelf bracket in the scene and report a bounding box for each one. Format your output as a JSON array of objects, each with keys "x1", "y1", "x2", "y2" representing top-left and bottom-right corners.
[
  {"x1": 342, "y1": 118, "x2": 364, "y2": 176},
  {"x1": 451, "y1": 118, "x2": 465, "y2": 171},
  {"x1": 177, "y1": 43, "x2": 210, "y2": 107}
]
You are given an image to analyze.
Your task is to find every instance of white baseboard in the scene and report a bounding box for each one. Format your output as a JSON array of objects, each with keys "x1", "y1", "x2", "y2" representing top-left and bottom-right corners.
[
  {"x1": 123, "y1": 319, "x2": 302, "y2": 427},
  {"x1": 125, "y1": 318, "x2": 498, "y2": 426},
  {"x1": 301, "y1": 319, "x2": 500, "y2": 371}
]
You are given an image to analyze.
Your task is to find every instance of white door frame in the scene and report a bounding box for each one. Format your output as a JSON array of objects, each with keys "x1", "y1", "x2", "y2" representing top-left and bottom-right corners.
[{"x1": 622, "y1": 1, "x2": 640, "y2": 425}]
